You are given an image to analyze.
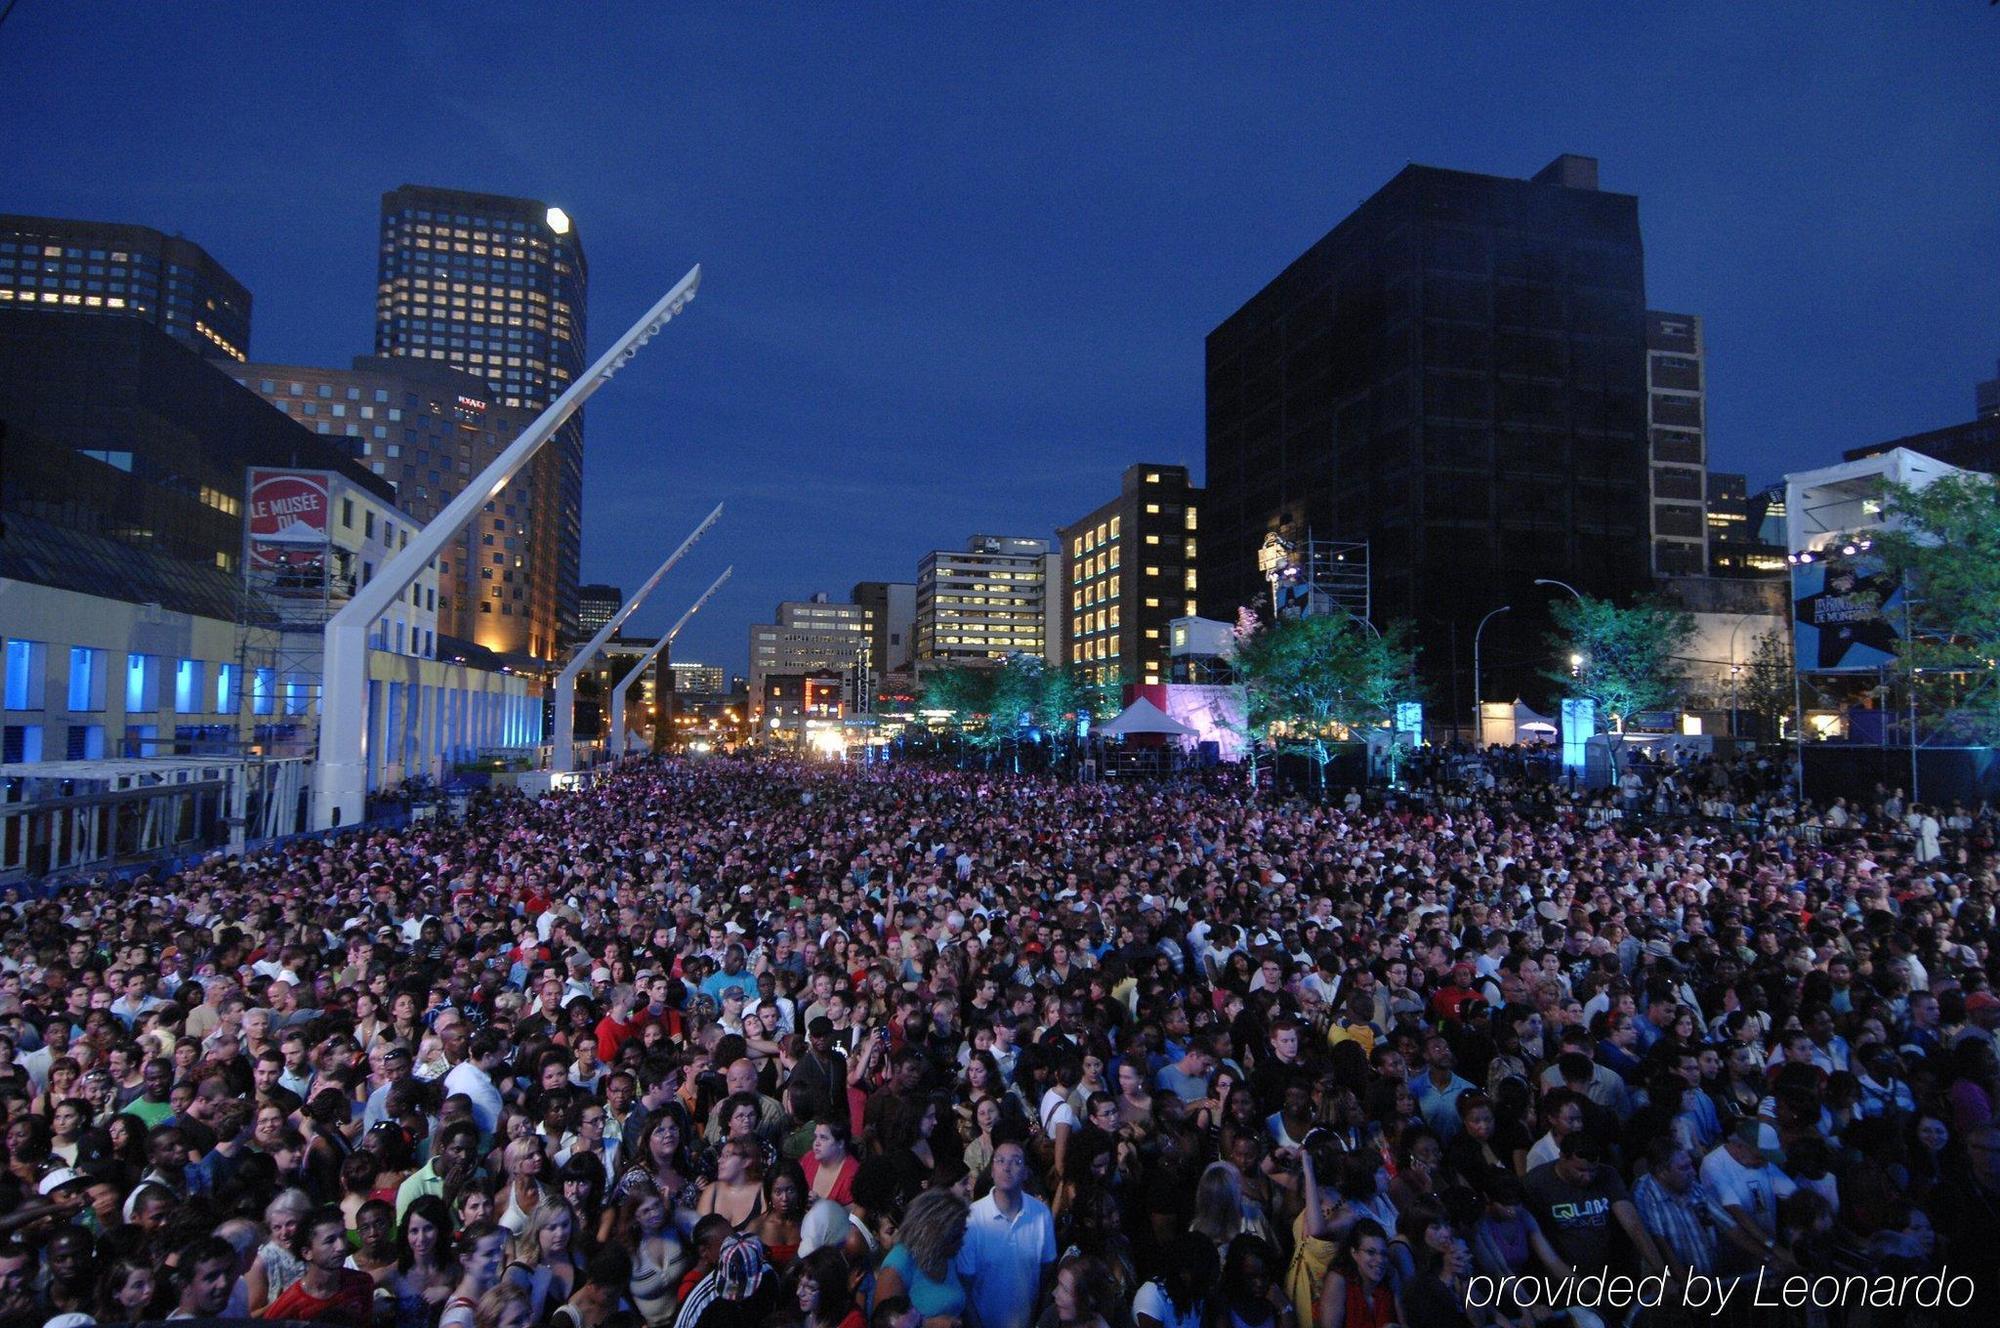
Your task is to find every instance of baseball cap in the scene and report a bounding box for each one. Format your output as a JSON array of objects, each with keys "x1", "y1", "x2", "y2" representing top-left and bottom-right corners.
[{"x1": 1965, "y1": 991, "x2": 2000, "y2": 1015}]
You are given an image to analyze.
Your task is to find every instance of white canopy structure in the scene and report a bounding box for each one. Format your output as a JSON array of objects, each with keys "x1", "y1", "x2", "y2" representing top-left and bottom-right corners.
[
  {"x1": 1514, "y1": 701, "x2": 1558, "y2": 735},
  {"x1": 1095, "y1": 696, "x2": 1197, "y2": 738}
]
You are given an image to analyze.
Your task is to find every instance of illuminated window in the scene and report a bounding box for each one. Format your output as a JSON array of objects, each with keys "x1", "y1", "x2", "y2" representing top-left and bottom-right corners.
[
  {"x1": 1184, "y1": 569, "x2": 1198, "y2": 591},
  {"x1": 1145, "y1": 597, "x2": 1160, "y2": 608},
  {"x1": 1109, "y1": 516, "x2": 1120, "y2": 538},
  {"x1": 1186, "y1": 600, "x2": 1198, "y2": 616},
  {"x1": 1145, "y1": 566, "x2": 1159, "y2": 577},
  {"x1": 1146, "y1": 534, "x2": 1160, "y2": 545},
  {"x1": 1109, "y1": 546, "x2": 1120, "y2": 568},
  {"x1": 1145, "y1": 629, "x2": 1160, "y2": 640},
  {"x1": 1185, "y1": 508, "x2": 1198, "y2": 530},
  {"x1": 1145, "y1": 503, "x2": 1160, "y2": 514},
  {"x1": 1110, "y1": 575, "x2": 1119, "y2": 596}
]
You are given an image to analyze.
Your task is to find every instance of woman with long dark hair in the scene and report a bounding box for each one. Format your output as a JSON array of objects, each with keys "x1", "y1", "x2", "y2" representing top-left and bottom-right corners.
[
  {"x1": 1135, "y1": 1231, "x2": 1220, "y2": 1328},
  {"x1": 793, "y1": 1245, "x2": 866, "y2": 1328},
  {"x1": 392, "y1": 1194, "x2": 461, "y2": 1328},
  {"x1": 1317, "y1": 1218, "x2": 1399, "y2": 1328}
]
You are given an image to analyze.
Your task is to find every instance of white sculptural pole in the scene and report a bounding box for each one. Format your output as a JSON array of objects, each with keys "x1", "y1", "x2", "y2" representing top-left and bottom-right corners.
[
  {"x1": 551, "y1": 502, "x2": 723, "y2": 771},
  {"x1": 313, "y1": 265, "x2": 702, "y2": 828},
  {"x1": 608, "y1": 567, "x2": 733, "y2": 758}
]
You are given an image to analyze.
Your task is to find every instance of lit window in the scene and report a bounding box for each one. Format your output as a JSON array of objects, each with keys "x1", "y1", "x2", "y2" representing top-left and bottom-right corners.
[
  {"x1": 1145, "y1": 503, "x2": 1160, "y2": 514},
  {"x1": 1145, "y1": 472, "x2": 1160, "y2": 483}
]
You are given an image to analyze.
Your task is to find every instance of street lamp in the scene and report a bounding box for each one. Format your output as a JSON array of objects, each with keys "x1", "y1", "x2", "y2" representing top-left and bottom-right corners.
[
  {"x1": 1534, "y1": 578, "x2": 1584, "y2": 603},
  {"x1": 1570, "y1": 652, "x2": 1584, "y2": 677},
  {"x1": 1473, "y1": 605, "x2": 1511, "y2": 747},
  {"x1": 1727, "y1": 614, "x2": 1757, "y2": 739}
]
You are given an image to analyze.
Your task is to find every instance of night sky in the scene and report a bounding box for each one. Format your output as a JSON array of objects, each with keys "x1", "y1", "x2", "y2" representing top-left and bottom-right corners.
[{"x1": 3, "y1": 5, "x2": 1995, "y2": 672}]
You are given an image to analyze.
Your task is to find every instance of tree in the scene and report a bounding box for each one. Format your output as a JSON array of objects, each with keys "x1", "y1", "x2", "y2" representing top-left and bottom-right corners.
[
  {"x1": 1739, "y1": 629, "x2": 1795, "y2": 743},
  {"x1": 1232, "y1": 613, "x2": 1419, "y2": 792},
  {"x1": 1873, "y1": 473, "x2": 2000, "y2": 742},
  {"x1": 1546, "y1": 594, "x2": 1697, "y2": 736}
]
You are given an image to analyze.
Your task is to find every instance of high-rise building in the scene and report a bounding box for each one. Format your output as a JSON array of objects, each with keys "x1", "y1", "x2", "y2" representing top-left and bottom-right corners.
[
  {"x1": 1975, "y1": 358, "x2": 1998, "y2": 420},
  {"x1": 1057, "y1": 464, "x2": 1202, "y2": 687},
  {"x1": 373, "y1": 185, "x2": 588, "y2": 659},
  {"x1": 1645, "y1": 312, "x2": 1708, "y2": 578},
  {"x1": 668, "y1": 661, "x2": 725, "y2": 695},
  {"x1": 747, "y1": 596, "x2": 874, "y2": 720},
  {"x1": 914, "y1": 536, "x2": 1057, "y2": 668},
  {"x1": 0, "y1": 214, "x2": 251, "y2": 361},
  {"x1": 1704, "y1": 473, "x2": 1785, "y2": 577},
  {"x1": 1844, "y1": 414, "x2": 2000, "y2": 477},
  {"x1": 576, "y1": 584, "x2": 624, "y2": 641},
  {"x1": 234, "y1": 356, "x2": 531, "y2": 647},
  {"x1": 851, "y1": 581, "x2": 917, "y2": 676},
  {"x1": 1205, "y1": 153, "x2": 1651, "y2": 704}
]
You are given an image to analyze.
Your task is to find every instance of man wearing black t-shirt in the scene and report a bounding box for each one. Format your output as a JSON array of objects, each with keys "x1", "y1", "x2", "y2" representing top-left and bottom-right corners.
[{"x1": 1524, "y1": 1133, "x2": 1665, "y2": 1275}]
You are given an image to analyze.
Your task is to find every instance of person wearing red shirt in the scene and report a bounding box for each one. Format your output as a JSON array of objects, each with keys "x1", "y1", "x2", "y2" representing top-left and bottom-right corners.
[{"x1": 260, "y1": 1208, "x2": 375, "y2": 1323}]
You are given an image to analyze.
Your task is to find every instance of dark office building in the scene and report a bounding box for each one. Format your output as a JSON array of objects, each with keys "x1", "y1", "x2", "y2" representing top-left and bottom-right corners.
[
  {"x1": 0, "y1": 214, "x2": 252, "y2": 362},
  {"x1": 1845, "y1": 414, "x2": 2000, "y2": 476},
  {"x1": 1205, "y1": 153, "x2": 1652, "y2": 710},
  {"x1": 576, "y1": 583, "x2": 624, "y2": 640},
  {"x1": 0, "y1": 309, "x2": 390, "y2": 571},
  {"x1": 1057, "y1": 464, "x2": 1202, "y2": 687},
  {"x1": 1705, "y1": 472, "x2": 1786, "y2": 578},
  {"x1": 1973, "y1": 358, "x2": 1998, "y2": 421},
  {"x1": 374, "y1": 185, "x2": 588, "y2": 660}
]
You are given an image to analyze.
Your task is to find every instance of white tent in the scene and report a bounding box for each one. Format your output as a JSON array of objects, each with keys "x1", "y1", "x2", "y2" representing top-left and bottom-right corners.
[
  {"x1": 1095, "y1": 696, "x2": 1198, "y2": 737},
  {"x1": 1514, "y1": 701, "x2": 1557, "y2": 735}
]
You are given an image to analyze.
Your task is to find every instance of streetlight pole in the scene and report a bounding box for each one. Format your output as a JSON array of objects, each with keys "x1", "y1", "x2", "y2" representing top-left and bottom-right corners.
[
  {"x1": 1534, "y1": 578, "x2": 1584, "y2": 603},
  {"x1": 1473, "y1": 605, "x2": 1511, "y2": 748},
  {"x1": 1727, "y1": 613, "x2": 1756, "y2": 740}
]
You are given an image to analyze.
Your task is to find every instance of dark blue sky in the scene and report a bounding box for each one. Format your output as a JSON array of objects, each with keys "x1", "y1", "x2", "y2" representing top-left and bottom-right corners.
[{"x1": 5, "y1": 5, "x2": 1995, "y2": 671}]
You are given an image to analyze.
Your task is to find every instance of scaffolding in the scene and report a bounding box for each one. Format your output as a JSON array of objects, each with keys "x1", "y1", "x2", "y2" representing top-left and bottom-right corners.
[{"x1": 1268, "y1": 534, "x2": 1372, "y2": 623}]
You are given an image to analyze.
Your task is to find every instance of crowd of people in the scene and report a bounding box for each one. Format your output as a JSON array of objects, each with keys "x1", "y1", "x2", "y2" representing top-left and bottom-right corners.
[{"x1": 0, "y1": 751, "x2": 1993, "y2": 1328}]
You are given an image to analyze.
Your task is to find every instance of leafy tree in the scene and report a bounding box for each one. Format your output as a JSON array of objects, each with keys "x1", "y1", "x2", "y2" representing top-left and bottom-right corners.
[
  {"x1": 1545, "y1": 594, "x2": 1697, "y2": 736},
  {"x1": 1738, "y1": 629, "x2": 1795, "y2": 743},
  {"x1": 1873, "y1": 473, "x2": 2000, "y2": 742},
  {"x1": 1232, "y1": 613, "x2": 1418, "y2": 790}
]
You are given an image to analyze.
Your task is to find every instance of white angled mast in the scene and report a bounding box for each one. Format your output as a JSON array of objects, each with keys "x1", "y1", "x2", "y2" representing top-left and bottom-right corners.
[{"x1": 608, "y1": 567, "x2": 733, "y2": 757}]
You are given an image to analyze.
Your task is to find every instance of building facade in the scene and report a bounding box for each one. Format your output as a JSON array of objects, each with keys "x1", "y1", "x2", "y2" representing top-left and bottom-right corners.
[
  {"x1": 668, "y1": 661, "x2": 725, "y2": 695},
  {"x1": 1204, "y1": 153, "x2": 1652, "y2": 705},
  {"x1": 1057, "y1": 464, "x2": 1202, "y2": 687},
  {"x1": 1977, "y1": 358, "x2": 1998, "y2": 420},
  {"x1": 235, "y1": 355, "x2": 533, "y2": 648},
  {"x1": 373, "y1": 185, "x2": 588, "y2": 659},
  {"x1": 747, "y1": 597, "x2": 874, "y2": 721},
  {"x1": 576, "y1": 584, "x2": 624, "y2": 641},
  {"x1": 914, "y1": 536, "x2": 1056, "y2": 668},
  {"x1": 0, "y1": 214, "x2": 251, "y2": 362},
  {"x1": 0, "y1": 311, "x2": 387, "y2": 577},
  {"x1": 851, "y1": 581, "x2": 917, "y2": 676},
  {"x1": 1645, "y1": 312, "x2": 1708, "y2": 578},
  {"x1": 1845, "y1": 414, "x2": 2000, "y2": 478}
]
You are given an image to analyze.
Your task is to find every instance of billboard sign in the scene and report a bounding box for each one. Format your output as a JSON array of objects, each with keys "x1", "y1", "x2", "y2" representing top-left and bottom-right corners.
[
  {"x1": 1792, "y1": 556, "x2": 1904, "y2": 673},
  {"x1": 246, "y1": 470, "x2": 332, "y2": 578}
]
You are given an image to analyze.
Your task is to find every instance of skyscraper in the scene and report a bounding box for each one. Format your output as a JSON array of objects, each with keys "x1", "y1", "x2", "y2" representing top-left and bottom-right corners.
[
  {"x1": 576, "y1": 584, "x2": 624, "y2": 641},
  {"x1": 1057, "y1": 464, "x2": 1202, "y2": 687},
  {"x1": 0, "y1": 214, "x2": 251, "y2": 362},
  {"x1": 373, "y1": 185, "x2": 588, "y2": 659},
  {"x1": 1205, "y1": 153, "x2": 1652, "y2": 706},
  {"x1": 1977, "y1": 358, "x2": 1999, "y2": 420},
  {"x1": 914, "y1": 536, "x2": 1059, "y2": 668},
  {"x1": 1645, "y1": 312, "x2": 1708, "y2": 578}
]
